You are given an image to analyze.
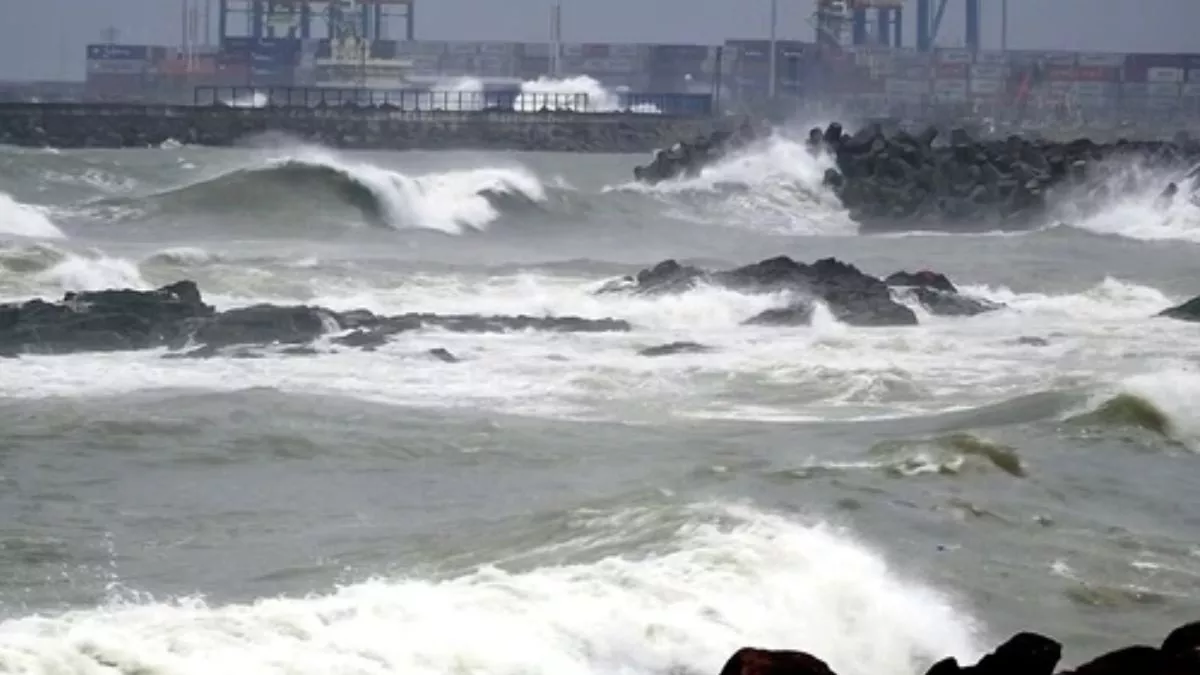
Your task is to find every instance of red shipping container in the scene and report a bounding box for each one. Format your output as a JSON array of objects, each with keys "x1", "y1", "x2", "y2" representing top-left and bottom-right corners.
[
  {"x1": 1071, "y1": 65, "x2": 1120, "y2": 82},
  {"x1": 581, "y1": 43, "x2": 610, "y2": 58},
  {"x1": 936, "y1": 62, "x2": 967, "y2": 78}
]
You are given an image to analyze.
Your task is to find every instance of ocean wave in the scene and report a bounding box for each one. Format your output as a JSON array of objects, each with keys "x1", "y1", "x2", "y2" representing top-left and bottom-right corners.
[
  {"x1": 0, "y1": 502, "x2": 981, "y2": 675},
  {"x1": 92, "y1": 148, "x2": 550, "y2": 235}
]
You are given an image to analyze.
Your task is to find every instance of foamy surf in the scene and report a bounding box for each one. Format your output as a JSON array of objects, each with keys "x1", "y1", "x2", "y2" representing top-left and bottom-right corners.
[
  {"x1": 0, "y1": 192, "x2": 66, "y2": 240},
  {"x1": 0, "y1": 503, "x2": 981, "y2": 675},
  {"x1": 611, "y1": 135, "x2": 857, "y2": 236}
]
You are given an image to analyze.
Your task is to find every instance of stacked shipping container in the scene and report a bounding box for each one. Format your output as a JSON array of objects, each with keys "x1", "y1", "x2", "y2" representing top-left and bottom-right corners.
[{"x1": 85, "y1": 44, "x2": 160, "y2": 100}]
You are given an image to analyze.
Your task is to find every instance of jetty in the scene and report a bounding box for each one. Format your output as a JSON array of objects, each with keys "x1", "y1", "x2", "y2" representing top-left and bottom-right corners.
[{"x1": 0, "y1": 86, "x2": 717, "y2": 152}]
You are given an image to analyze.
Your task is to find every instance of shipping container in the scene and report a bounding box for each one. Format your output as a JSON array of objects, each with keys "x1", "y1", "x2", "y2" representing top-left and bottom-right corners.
[
  {"x1": 86, "y1": 59, "x2": 148, "y2": 75},
  {"x1": 896, "y1": 65, "x2": 930, "y2": 80},
  {"x1": 968, "y1": 78, "x2": 1004, "y2": 95},
  {"x1": 1188, "y1": 69, "x2": 1200, "y2": 83},
  {"x1": 1147, "y1": 82, "x2": 1181, "y2": 97},
  {"x1": 395, "y1": 40, "x2": 447, "y2": 56},
  {"x1": 935, "y1": 48, "x2": 971, "y2": 65},
  {"x1": 86, "y1": 44, "x2": 151, "y2": 61},
  {"x1": 250, "y1": 49, "x2": 295, "y2": 67},
  {"x1": 1076, "y1": 52, "x2": 1125, "y2": 68},
  {"x1": 933, "y1": 79, "x2": 967, "y2": 95},
  {"x1": 370, "y1": 40, "x2": 398, "y2": 60},
  {"x1": 1070, "y1": 81, "x2": 1119, "y2": 97},
  {"x1": 1044, "y1": 66, "x2": 1077, "y2": 81},
  {"x1": 936, "y1": 63, "x2": 967, "y2": 78},
  {"x1": 441, "y1": 55, "x2": 475, "y2": 73},
  {"x1": 408, "y1": 55, "x2": 441, "y2": 72},
  {"x1": 477, "y1": 56, "x2": 515, "y2": 76},
  {"x1": 521, "y1": 42, "x2": 552, "y2": 59},
  {"x1": 932, "y1": 90, "x2": 967, "y2": 103},
  {"x1": 583, "y1": 57, "x2": 640, "y2": 73},
  {"x1": 1183, "y1": 83, "x2": 1200, "y2": 97},
  {"x1": 520, "y1": 56, "x2": 552, "y2": 76},
  {"x1": 580, "y1": 43, "x2": 610, "y2": 59},
  {"x1": 1145, "y1": 96, "x2": 1180, "y2": 110},
  {"x1": 559, "y1": 43, "x2": 584, "y2": 58},
  {"x1": 1126, "y1": 53, "x2": 1187, "y2": 69},
  {"x1": 884, "y1": 78, "x2": 929, "y2": 96},
  {"x1": 1120, "y1": 82, "x2": 1149, "y2": 97},
  {"x1": 970, "y1": 64, "x2": 1007, "y2": 80},
  {"x1": 651, "y1": 44, "x2": 711, "y2": 63},
  {"x1": 974, "y1": 51, "x2": 1008, "y2": 66},
  {"x1": 1147, "y1": 67, "x2": 1184, "y2": 83},
  {"x1": 446, "y1": 41, "x2": 479, "y2": 56},
  {"x1": 610, "y1": 44, "x2": 646, "y2": 59},
  {"x1": 1043, "y1": 81, "x2": 1073, "y2": 95},
  {"x1": 478, "y1": 42, "x2": 516, "y2": 57},
  {"x1": 1072, "y1": 94, "x2": 1118, "y2": 110},
  {"x1": 1072, "y1": 65, "x2": 1120, "y2": 82},
  {"x1": 85, "y1": 72, "x2": 146, "y2": 94}
]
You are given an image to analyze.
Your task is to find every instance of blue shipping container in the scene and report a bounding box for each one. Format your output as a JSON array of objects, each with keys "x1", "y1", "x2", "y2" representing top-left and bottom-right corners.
[{"x1": 86, "y1": 44, "x2": 151, "y2": 61}]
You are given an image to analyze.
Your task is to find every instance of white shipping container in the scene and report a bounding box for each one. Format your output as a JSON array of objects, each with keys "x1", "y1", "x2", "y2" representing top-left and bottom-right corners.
[
  {"x1": 969, "y1": 64, "x2": 1007, "y2": 80},
  {"x1": 446, "y1": 42, "x2": 479, "y2": 56},
  {"x1": 937, "y1": 49, "x2": 972, "y2": 65},
  {"x1": 974, "y1": 50, "x2": 1008, "y2": 66},
  {"x1": 884, "y1": 78, "x2": 929, "y2": 95},
  {"x1": 933, "y1": 78, "x2": 967, "y2": 95},
  {"x1": 1147, "y1": 82, "x2": 1181, "y2": 97},
  {"x1": 1147, "y1": 67, "x2": 1184, "y2": 83},
  {"x1": 560, "y1": 43, "x2": 584, "y2": 58},
  {"x1": 478, "y1": 42, "x2": 515, "y2": 57},
  {"x1": 968, "y1": 78, "x2": 1004, "y2": 95},
  {"x1": 1182, "y1": 83, "x2": 1200, "y2": 97},
  {"x1": 1076, "y1": 52, "x2": 1125, "y2": 68}
]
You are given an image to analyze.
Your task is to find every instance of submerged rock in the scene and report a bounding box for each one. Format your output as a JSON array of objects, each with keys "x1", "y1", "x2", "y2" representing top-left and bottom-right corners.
[
  {"x1": 0, "y1": 280, "x2": 630, "y2": 358},
  {"x1": 638, "y1": 341, "x2": 712, "y2": 357},
  {"x1": 884, "y1": 270, "x2": 1003, "y2": 317},
  {"x1": 601, "y1": 255, "x2": 990, "y2": 327},
  {"x1": 1158, "y1": 295, "x2": 1200, "y2": 322}
]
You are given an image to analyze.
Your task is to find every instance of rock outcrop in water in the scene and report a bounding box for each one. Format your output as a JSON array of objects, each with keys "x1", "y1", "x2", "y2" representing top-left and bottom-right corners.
[
  {"x1": 719, "y1": 619, "x2": 1200, "y2": 675},
  {"x1": 1158, "y1": 294, "x2": 1200, "y2": 322},
  {"x1": 596, "y1": 256, "x2": 1000, "y2": 326},
  {"x1": 0, "y1": 280, "x2": 630, "y2": 358},
  {"x1": 634, "y1": 122, "x2": 1200, "y2": 231}
]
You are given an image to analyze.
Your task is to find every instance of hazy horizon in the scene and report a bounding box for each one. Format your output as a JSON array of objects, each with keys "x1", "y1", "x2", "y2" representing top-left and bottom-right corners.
[{"x1": 4, "y1": 0, "x2": 1199, "y2": 81}]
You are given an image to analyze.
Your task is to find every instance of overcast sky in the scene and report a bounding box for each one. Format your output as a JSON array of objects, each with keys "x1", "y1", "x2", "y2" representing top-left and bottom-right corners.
[{"x1": 5, "y1": 0, "x2": 1199, "y2": 80}]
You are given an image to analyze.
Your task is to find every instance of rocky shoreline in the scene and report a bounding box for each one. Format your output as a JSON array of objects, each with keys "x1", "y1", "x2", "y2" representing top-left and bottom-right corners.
[
  {"x1": 723, "y1": 619, "x2": 1198, "y2": 675},
  {"x1": 0, "y1": 103, "x2": 710, "y2": 152},
  {"x1": 4, "y1": 256, "x2": 1199, "y2": 359},
  {"x1": 634, "y1": 122, "x2": 1200, "y2": 232}
]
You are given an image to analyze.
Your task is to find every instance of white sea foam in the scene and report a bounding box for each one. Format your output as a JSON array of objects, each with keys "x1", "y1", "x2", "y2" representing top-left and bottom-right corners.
[
  {"x1": 0, "y1": 192, "x2": 66, "y2": 240},
  {"x1": 0, "y1": 502, "x2": 981, "y2": 675}
]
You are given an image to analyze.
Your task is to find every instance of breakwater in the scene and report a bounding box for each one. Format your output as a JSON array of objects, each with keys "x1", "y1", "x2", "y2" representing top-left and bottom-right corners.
[{"x1": 0, "y1": 99, "x2": 714, "y2": 153}]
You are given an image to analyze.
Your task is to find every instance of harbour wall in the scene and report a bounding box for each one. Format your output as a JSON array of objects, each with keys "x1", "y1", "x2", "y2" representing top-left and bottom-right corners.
[{"x1": 0, "y1": 104, "x2": 716, "y2": 153}]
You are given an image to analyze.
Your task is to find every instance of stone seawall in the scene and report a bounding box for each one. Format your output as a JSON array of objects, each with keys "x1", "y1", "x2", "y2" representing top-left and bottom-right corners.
[{"x1": 0, "y1": 104, "x2": 715, "y2": 153}]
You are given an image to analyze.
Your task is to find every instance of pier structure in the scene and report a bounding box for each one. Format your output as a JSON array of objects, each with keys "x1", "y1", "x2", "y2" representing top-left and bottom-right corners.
[{"x1": 217, "y1": 0, "x2": 415, "y2": 43}]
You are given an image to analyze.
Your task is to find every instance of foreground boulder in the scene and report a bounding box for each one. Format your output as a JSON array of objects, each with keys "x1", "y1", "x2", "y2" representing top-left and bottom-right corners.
[
  {"x1": 0, "y1": 281, "x2": 630, "y2": 357},
  {"x1": 718, "y1": 619, "x2": 1198, "y2": 675},
  {"x1": 634, "y1": 122, "x2": 1200, "y2": 231},
  {"x1": 598, "y1": 256, "x2": 1000, "y2": 326}
]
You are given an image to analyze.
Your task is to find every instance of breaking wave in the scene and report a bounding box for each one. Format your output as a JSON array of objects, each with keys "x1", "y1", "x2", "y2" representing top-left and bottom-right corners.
[
  {"x1": 0, "y1": 191, "x2": 66, "y2": 240},
  {"x1": 95, "y1": 149, "x2": 550, "y2": 235},
  {"x1": 0, "y1": 502, "x2": 982, "y2": 675}
]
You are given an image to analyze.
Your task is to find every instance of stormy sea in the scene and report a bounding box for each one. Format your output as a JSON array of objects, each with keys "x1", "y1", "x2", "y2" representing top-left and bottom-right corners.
[{"x1": 1, "y1": 127, "x2": 1199, "y2": 674}]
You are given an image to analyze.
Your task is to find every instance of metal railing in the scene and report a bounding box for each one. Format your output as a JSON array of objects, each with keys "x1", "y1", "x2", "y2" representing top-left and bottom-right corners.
[{"x1": 190, "y1": 86, "x2": 715, "y2": 117}]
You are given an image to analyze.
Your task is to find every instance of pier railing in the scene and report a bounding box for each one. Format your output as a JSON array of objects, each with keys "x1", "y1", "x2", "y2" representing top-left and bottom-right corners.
[{"x1": 191, "y1": 86, "x2": 715, "y2": 117}]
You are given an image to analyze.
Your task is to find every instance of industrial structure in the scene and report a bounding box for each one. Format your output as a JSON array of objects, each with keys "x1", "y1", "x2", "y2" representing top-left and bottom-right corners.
[
  {"x1": 217, "y1": 0, "x2": 415, "y2": 43},
  {"x1": 813, "y1": 0, "x2": 982, "y2": 51}
]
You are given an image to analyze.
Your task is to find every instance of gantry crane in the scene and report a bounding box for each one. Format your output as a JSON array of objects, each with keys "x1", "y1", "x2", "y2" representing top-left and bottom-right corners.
[{"x1": 814, "y1": 0, "x2": 982, "y2": 52}]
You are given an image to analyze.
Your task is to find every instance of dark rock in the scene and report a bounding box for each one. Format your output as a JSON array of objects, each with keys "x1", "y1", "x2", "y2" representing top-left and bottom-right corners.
[
  {"x1": 717, "y1": 648, "x2": 837, "y2": 675},
  {"x1": 428, "y1": 347, "x2": 459, "y2": 363},
  {"x1": 1016, "y1": 336, "x2": 1050, "y2": 347},
  {"x1": 1158, "y1": 295, "x2": 1200, "y2": 322},
  {"x1": 885, "y1": 270, "x2": 1003, "y2": 317},
  {"x1": 0, "y1": 280, "x2": 631, "y2": 358},
  {"x1": 744, "y1": 303, "x2": 814, "y2": 327},
  {"x1": 638, "y1": 341, "x2": 712, "y2": 357},
  {"x1": 602, "y1": 256, "x2": 917, "y2": 327},
  {"x1": 916, "y1": 632, "x2": 1060, "y2": 675},
  {"x1": 1162, "y1": 621, "x2": 1200, "y2": 667},
  {"x1": 1060, "y1": 646, "x2": 1166, "y2": 675}
]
